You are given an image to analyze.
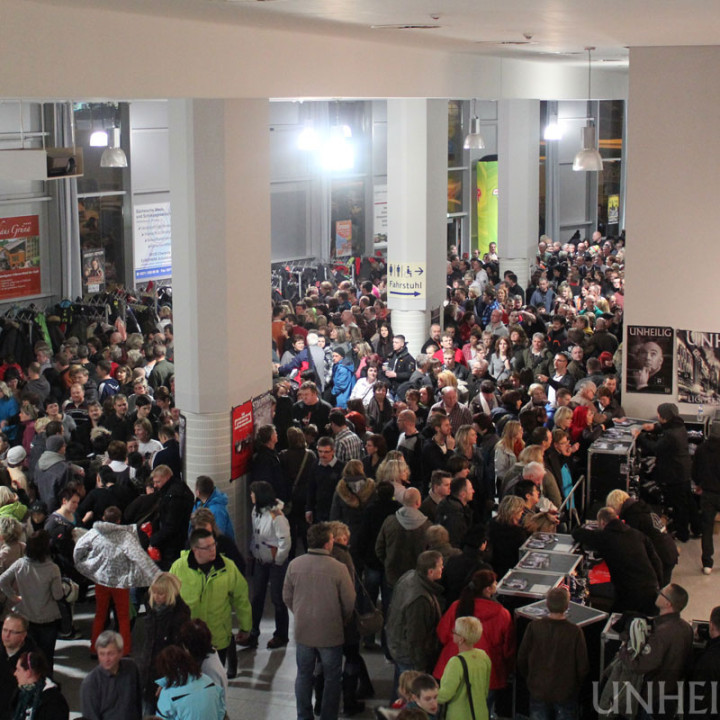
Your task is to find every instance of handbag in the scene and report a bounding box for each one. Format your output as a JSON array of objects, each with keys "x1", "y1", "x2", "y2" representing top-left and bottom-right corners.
[
  {"x1": 355, "y1": 576, "x2": 384, "y2": 637},
  {"x1": 286, "y1": 450, "x2": 311, "y2": 516}
]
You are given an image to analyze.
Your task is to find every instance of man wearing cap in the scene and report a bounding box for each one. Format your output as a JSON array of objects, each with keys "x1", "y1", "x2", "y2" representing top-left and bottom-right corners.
[
  {"x1": 34, "y1": 434, "x2": 74, "y2": 511},
  {"x1": 636, "y1": 403, "x2": 699, "y2": 542}
]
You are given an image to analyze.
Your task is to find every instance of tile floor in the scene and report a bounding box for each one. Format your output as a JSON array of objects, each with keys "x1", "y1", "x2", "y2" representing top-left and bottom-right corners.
[{"x1": 54, "y1": 535, "x2": 718, "y2": 719}]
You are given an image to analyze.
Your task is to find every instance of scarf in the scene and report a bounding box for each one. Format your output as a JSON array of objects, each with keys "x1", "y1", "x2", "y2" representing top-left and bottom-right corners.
[{"x1": 12, "y1": 679, "x2": 44, "y2": 720}]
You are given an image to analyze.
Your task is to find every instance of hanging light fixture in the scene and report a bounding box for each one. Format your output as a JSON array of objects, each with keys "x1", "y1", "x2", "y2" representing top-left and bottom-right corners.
[
  {"x1": 100, "y1": 127, "x2": 127, "y2": 168},
  {"x1": 464, "y1": 99, "x2": 485, "y2": 150},
  {"x1": 573, "y1": 47, "x2": 603, "y2": 172},
  {"x1": 543, "y1": 109, "x2": 563, "y2": 140}
]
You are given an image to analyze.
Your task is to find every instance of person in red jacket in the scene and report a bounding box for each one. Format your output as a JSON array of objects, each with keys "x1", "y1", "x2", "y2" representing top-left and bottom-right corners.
[{"x1": 433, "y1": 568, "x2": 515, "y2": 713}]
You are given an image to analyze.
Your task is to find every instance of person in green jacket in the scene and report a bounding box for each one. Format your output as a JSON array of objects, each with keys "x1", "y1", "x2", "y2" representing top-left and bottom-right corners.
[
  {"x1": 170, "y1": 528, "x2": 251, "y2": 664},
  {"x1": 0, "y1": 486, "x2": 27, "y2": 522},
  {"x1": 437, "y1": 616, "x2": 491, "y2": 720}
]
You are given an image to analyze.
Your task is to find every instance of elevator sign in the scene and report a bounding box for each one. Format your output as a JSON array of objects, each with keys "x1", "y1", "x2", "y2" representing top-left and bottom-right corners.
[{"x1": 387, "y1": 262, "x2": 426, "y2": 299}]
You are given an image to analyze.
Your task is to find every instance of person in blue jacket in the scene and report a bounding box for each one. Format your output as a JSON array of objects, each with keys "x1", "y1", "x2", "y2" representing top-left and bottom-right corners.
[
  {"x1": 330, "y1": 346, "x2": 355, "y2": 409},
  {"x1": 191, "y1": 475, "x2": 235, "y2": 541}
]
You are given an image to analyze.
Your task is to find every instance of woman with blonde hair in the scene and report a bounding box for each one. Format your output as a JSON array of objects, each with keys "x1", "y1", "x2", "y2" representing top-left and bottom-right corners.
[
  {"x1": 437, "y1": 616, "x2": 491, "y2": 720},
  {"x1": 488, "y1": 496, "x2": 528, "y2": 578},
  {"x1": 0, "y1": 485, "x2": 26, "y2": 522},
  {"x1": 553, "y1": 405, "x2": 573, "y2": 432},
  {"x1": 376, "y1": 451, "x2": 411, "y2": 503},
  {"x1": 494, "y1": 420, "x2": 524, "y2": 490},
  {"x1": 140, "y1": 572, "x2": 192, "y2": 712}
]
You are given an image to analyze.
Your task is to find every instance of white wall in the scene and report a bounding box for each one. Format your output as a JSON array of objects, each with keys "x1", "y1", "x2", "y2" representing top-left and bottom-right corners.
[
  {"x1": 1, "y1": 0, "x2": 626, "y2": 102},
  {"x1": 624, "y1": 46, "x2": 720, "y2": 418}
]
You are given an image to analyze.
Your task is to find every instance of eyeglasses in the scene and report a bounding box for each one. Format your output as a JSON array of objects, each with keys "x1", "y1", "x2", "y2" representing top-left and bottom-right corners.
[{"x1": 195, "y1": 542, "x2": 216, "y2": 551}]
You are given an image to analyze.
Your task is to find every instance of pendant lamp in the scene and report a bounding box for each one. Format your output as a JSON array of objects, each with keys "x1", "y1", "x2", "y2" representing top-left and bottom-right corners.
[
  {"x1": 573, "y1": 47, "x2": 603, "y2": 172},
  {"x1": 464, "y1": 99, "x2": 485, "y2": 150},
  {"x1": 100, "y1": 127, "x2": 127, "y2": 168}
]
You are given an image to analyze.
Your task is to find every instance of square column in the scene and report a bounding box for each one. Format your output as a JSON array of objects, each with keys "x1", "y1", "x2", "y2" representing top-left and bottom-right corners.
[
  {"x1": 498, "y1": 99, "x2": 540, "y2": 287},
  {"x1": 168, "y1": 99, "x2": 270, "y2": 535},
  {"x1": 386, "y1": 99, "x2": 448, "y2": 354}
]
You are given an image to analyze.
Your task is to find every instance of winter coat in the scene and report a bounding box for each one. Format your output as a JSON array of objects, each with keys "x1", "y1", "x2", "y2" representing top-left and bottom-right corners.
[
  {"x1": 170, "y1": 550, "x2": 251, "y2": 651},
  {"x1": 10, "y1": 676, "x2": 69, "y2": 720},
  {"x1": 34, "y1": 452, "x2": 74, "y2": 512},
  {"x1": 331, "y1": 359, "x2": 356, "y2": 409},
  {"x1": 150, "y1": 477, "x2": 195, "y2": 569},
  {"x1": 435, "y1": 598, "x2": 515, "y2": 689},
  {"x1": 487, "y1": 519, "x2": 528, "y2": 579},
  {"x1": 375, "y1": 507, "x2": 432, "y2": 586},
  {"x1": 0, "y1": 500, "x2": 27, "y2": 522},
  {"x1": 156, "y1": 673, "x2": 225, "y2": 720},
  {"x1": 329, "y1": 478, "x2": 377, "y2": 562},
  {"x1": 279, "y1": 447, "x2": 317, "y2": 518},
  {"x1": 282, "y1": 548, "x2": 356, "y2": 648},
  {"x1": 250, "y1": 503, "x2": 291, "y2": 565},
  {"x1": 251, "y1": 445, "x2": 290, "y2": 503},
  {"x1": 192, "y1": 488, "x2": 236, "y2": 542},
  {"x1": 386, "y1": 569, "x2": 444, "y2": 671},
  {"x1": 140, "y1": 596, "x2": 192, "y2": 704},
  {"x1": 73, "y1": 521, "x2": 161, "y2": 589},
  {"x1": 436, "y1": 496, "x2": 473, "y2": 548},
  {"x1": 619, "y1": 497, "x2": 679, "y2": 570},
  {"x1": 357, "y1": 494, "x2": 400, "y2": 571},
  {"x1": 637, "y1": 415, "x2": 691, "y2": 487},
  {"x1": 306, "y1": 459, "x2": 343, "y2": 522}
]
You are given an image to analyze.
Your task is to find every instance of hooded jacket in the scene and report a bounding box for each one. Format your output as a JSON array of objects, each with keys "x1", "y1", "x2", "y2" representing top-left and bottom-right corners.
[
  {"x1": 0, "y1": 500, "x2": 27, "y2": 522},
  {"x1": 74, "y1": 521, "x2": 161, "y2": 589},
  {"x1": 331, "y1": 358, "x2": 356, "y2": 409},
  {"x1": 34, "y1": 452, "x2": 74, "y2": 511},
  {"x1": 170, "y1": 550, "x2": 251, "y2": 650},
  {"x1": 375, "y1": 506, "x2": 431, "y2": 585},
  {"x1": 329, "y1": 477, "x2": 377, "y2": 561},
  {"x1": 192, "y1": 487, "x2": 236, "y2": 542}
]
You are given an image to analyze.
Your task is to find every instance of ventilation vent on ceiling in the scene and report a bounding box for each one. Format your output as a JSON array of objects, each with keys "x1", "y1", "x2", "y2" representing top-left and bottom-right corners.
[{"x1": 371, "y1": 24, "x2": 442, "y2": 30}]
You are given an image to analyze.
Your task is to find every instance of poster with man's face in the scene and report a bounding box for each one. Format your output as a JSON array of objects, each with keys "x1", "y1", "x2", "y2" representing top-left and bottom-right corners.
[
  {"x1": 626, "y1": 326, "x2": 673, "y2": 394},
  {"x1": 677, "y1": 330, "x2": 720, "y2": 405}
]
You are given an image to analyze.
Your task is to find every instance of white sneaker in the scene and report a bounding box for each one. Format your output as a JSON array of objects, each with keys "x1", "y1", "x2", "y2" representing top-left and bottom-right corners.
[{"x1": 703, "y1": 567, "x2": 712, "y2": 575}]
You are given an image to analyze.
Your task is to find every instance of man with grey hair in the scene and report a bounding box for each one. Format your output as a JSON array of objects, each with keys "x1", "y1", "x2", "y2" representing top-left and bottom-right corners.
[
  {"x1": 81, "y1": 630, "x2": 142, "y2": 720},
  {"x1": 570, "y1": 379, "x2": 596, "y2": 409},
  {"x1": 523, "y1": 461, "x2": 559, "y2": 513},
  {"x1": 430, "y1": 387, "x2": 472, "y2": 435}
]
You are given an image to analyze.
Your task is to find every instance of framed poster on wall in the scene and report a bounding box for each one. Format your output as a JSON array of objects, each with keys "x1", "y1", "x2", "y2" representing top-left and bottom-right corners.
[{"x1": 0, "y1": 215, "x2": 41, "y2": 300}]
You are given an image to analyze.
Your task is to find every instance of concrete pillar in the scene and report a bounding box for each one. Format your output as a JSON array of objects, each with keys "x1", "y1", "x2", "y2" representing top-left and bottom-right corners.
[
  {"x1": 386, "y1": 99, "x2": 448, "y2": 354},
  {"x1": 169, "y1": 98, "x2": 271, "y2": 533},
  {"x1": 497, "y1": 99, "x2": 540, "y2": 288}
]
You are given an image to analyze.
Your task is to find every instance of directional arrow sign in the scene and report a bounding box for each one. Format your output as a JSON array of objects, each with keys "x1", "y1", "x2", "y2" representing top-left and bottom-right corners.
[
  {"x1": 386, "y1": 260, "x2": 426, "y2": 301},
  {"x1": 390, "y1": 290, "x2": 421, "y2": 297}
]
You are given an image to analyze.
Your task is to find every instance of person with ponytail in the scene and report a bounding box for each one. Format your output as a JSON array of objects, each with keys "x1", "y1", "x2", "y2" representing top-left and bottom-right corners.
[{"x1": 433, "y1": 569, "x2": 515, "y2": 713}]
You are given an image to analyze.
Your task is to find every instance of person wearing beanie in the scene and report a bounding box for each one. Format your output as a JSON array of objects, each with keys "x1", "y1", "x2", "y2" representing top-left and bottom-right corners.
[
  {"x1": 635, "y1": 403, "x2": 700, "y2": 542},
  {"x1": 5, "y1": 445, "x2": 29, "y2": 497}
]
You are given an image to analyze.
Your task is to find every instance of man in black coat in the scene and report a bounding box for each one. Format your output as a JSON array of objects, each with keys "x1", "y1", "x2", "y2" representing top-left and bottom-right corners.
[
  {"x1": 148, "y1": 464, "x2": 194, "y2": 570},
  {"x1": 689, "y1": 605, "x2": 720, "y2": 718},
  {"x1": 573, "y1": 506, "x2": 663, "y2": 615},
  {"x1": 636, "y1": 402, "x2": 699, "y2": 542},
  {"x1": 383, "y1": 335, "x2": 416, "y2": 397},
  {"x1": 436, "y1": 476, "x2": 475, "y2": 548},
  {"x1": 692, "y1": 423, "x2": 720, "y2": 573},
  {"x1": 251, "y1": 424, "x2": 290, "y2": 502}
]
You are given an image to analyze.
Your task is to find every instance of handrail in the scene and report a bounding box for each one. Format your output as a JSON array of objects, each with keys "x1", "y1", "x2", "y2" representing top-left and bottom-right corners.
[{"x1": 558, "y1": 474, "x2": 585, "y2": 529}]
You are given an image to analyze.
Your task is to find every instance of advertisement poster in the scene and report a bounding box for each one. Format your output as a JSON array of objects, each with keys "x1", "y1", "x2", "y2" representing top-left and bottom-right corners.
[
  {"x1": 82, "y1": 249, "x2": 106, "y2": 293},
  {"x1": 133, "y1": 202, "x2": 172, "y2": 283},
  {"x1": 334, "y1": 220, "x2": 352, "y2": 257},
  {"x1": 476, "y1": 161, "x2": 498, "y2": 257},
  {"x1": 231, "y1": 400, "x2": 254, "y2": 481},
  {"x1": 607, "y1": 194, "x2": 619, "y2": 225},
  {"x1": 252, "y1": 391, "x2": 275, "y2": 429},
  {"x1": 330, "y1": 179, "x2": 364, "y2": 258},
  {"x1": 625, "y1": 325, "x2": 673, "y2": 394},
  {"x1": 0, "y1": 215, "x2": 41, "y2": 300},
  {"x1": 677, "y1": 330, "x2": 720, "y2": 405},
  {"x1": 373, "y1": 184, "x2": 388, "y2": 244}
]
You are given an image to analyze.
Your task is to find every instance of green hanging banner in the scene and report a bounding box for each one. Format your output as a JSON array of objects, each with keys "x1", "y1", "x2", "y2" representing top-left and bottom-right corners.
[{"x1": 476, "y1": 160, "x2": 498, "y2": 257}]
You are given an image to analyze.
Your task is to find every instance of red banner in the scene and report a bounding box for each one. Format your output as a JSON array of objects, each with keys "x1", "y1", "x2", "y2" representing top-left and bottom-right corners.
[
  {"x1": 0, "y1": 215, "x2": 41, "y2": 300},
  {"x1": 231, "y1": 400, "x2": 254, "y2": 480}
]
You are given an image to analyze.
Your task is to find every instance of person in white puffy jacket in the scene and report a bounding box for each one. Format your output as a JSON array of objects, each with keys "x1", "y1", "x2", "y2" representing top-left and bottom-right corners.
[{"x1": 241, "y1": 480, "x2": 291, "y2": 650}]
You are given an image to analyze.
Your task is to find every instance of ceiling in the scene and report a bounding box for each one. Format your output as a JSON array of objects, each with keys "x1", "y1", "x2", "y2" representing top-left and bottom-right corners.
[{"x1": 47, "y1": 0, "x2": 720, "y2": 64}]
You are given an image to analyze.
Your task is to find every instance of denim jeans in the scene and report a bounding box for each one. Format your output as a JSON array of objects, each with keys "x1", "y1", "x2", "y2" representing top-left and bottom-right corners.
[
  {"x1": 296, "y1": 643, "x2": 343, "y2": 720},
  {"x1": 250, "y1": 559, "x2": 289, "y2": 640},
  {"x1": 529, "y1": 697, "x2": 578, "y2": 720}
]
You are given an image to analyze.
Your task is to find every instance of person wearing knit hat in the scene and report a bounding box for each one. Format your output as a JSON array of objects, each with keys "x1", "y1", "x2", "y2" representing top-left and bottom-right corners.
[{"x1": 635, "y1": 403, "x2": 700, "y2": 542}]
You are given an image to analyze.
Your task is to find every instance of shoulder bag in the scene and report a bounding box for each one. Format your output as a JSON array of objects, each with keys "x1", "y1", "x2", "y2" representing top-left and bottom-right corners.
[
  {"x1": 355, "y1": 575, "x2": 384, "y2": 637},
  {"x1": 438, "y1": 654, "x2": 477, "y2": 720}
]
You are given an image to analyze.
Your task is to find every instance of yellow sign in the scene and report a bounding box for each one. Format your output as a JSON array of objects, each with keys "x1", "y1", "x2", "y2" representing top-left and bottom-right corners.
[{"x1": 608, "y1": 195, "x2": 619, "y2": 225}]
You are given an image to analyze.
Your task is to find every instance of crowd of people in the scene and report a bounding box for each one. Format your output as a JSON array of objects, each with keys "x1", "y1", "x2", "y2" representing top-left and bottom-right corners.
[{"x1": 0, "y1": 231, "x2": 717, "y2": 720}]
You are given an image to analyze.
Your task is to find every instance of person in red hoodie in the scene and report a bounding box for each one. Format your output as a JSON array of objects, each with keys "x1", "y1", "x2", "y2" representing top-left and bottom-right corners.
[{"x1": 434, "y1": 568, "x2": 515, "y2": 714}]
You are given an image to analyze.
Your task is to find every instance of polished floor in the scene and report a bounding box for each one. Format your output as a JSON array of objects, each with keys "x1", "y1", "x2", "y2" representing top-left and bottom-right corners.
[{"x1": 54, "y1": 533, "x2": 718, "y2": 719}]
